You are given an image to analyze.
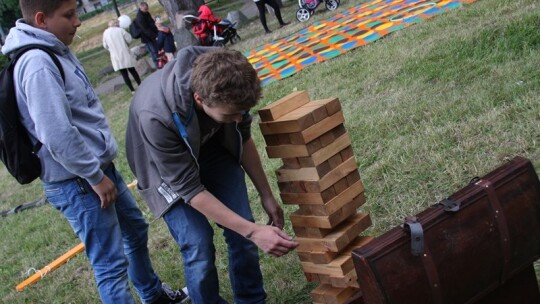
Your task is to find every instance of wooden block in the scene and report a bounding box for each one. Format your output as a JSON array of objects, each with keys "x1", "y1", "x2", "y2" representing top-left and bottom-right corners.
[
  {"x1": 266, "y1": 112, "x2": 345, "y2": 147},
  {"x1": 319, "y1": 97, "x2": 342, "y2": 116},
  {"x1": 276, "y1": 166, "x2": 320, "y2": 183},
  {"x1": 282, "y1": 158, "x2": 301, "y2": 169},
  {"x1": 295, "y1": 213, "x2": 371, "y2": 253},
  {"x1": 301, "y1": 254, "x2": 354, "y2": 277},
  {"x1": 302, "y1": 112, "x2": 345, "y2": 144},
  {"x1": 281, "y1": 191, "x2": 325, "y2": 205},
  {"x1": 265, "y1": 144, "x2": 309, "y2": 159},
  {"x1": 311, "y1": 284, "x2": 331, "y2": 303},
  {"x1": 293, "y1": 226, "x2": 333, "y2": 238},
  {"x1": 320, "y1": 157, "x2": 359, "y2": 191},
  {"x1": 329, "y1": 268, "x2": 360, "y2": 289},
  {"x1": 312, "y1": 134, "x2": 352, "y2": 166},
  {"x1": 290, "y1": 198, "x2": 363, "y2": 228},
  {"x1": 311, "y1": 284, "x2": 360, "y2": 304},
  {"x1": 278, "y1": 157, "x2": 360, "y2": 194},
  {"x1": 259, "y1": 104, "x2": 318, "y2": 135},
  {"x1": 322, "y1": 181, "x2": 366, "y2": 216},
  {"x1": 262, "y1": 134, "x2": 280, "y2": 146},
  {"x1": 258, "y1": 90, "x2": 309, "y2": 122},
  {"x1": 298, "y1": 235, "x2": 374, "y2": 264},
  {"x1": 311, "y1": 284, "x2": 359, "y2": 304},
  {"x1": 297, "y1": 250, "x2": 339, "y2": 265}
]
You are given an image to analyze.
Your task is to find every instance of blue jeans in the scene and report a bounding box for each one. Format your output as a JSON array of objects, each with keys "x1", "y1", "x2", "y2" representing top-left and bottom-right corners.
[
  {"x1": 163, "y1": 140, "x2": 267, "y2": 304},
  {"x1": 44, "y1": 164, "x2": 162, "y2": 304},
  {"x1": 145, "y1": 40, "x2": 159, "y2": 65}
]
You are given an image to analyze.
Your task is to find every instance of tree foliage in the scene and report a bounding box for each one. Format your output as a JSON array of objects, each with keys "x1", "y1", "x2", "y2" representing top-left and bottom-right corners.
[{"x1": 0, "y1": 0, "x2": 21, "y2": 31}]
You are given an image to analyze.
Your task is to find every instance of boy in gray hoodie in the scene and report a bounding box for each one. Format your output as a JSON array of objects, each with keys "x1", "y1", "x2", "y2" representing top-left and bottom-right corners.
[
  {"x1": 1, "y1": 0, "x2": 187, "y2": 303},
  {"x1": 126, "y1": 46, "x2": 298, "y2": 304}
]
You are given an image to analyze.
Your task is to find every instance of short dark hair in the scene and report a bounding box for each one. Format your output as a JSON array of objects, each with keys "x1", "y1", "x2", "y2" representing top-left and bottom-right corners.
[
  {"x1": 191, "y1": 49, "x2": 261, "y2": 109},
  {"x1": 20, "y1": 0, "x2": 71, "y2": 25}
]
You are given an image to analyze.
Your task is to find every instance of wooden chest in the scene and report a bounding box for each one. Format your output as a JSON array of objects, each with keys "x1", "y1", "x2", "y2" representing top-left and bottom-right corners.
[{"x1": 352, "y1": 156, "x2": 540, "y2": 303}]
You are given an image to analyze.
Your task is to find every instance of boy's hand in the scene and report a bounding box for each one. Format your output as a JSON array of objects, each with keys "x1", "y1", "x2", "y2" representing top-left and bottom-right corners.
[
  {"x1": 247, "y1": 225, "x2": 298, "y2": 257},
  {"x1": 261, "y1": 196, "x2": 285, "y2": 229},
  {"x1": 92, "y1": 176, "x2": 117, "y2": 208}
]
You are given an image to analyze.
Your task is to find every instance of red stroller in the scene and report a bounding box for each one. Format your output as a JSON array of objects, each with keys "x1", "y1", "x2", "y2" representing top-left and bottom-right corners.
[{"x1": 183, "y1": 5, "x2": 241, "y2": 47}]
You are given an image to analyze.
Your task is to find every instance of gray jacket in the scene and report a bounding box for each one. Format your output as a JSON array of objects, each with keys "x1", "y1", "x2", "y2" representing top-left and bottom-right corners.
[
  {"x1": 126, "y1": 46, "x2": 252, "y2": 218},
  {"x1": 1, "y1": 20, "x2": 116, "y2": 185}
]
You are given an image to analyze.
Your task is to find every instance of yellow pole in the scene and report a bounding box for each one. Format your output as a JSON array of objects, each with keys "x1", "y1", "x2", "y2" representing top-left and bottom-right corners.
[
  {"x1": 15, "y1": 180, "x2": 139, "y2": 291},
  {"x1": 16, "y1": 243, "x2": 85, "y2": 291}
]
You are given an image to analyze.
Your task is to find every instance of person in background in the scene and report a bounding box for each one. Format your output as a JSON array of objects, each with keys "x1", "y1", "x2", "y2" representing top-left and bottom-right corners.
[
  {"x1": 102, "y1": 19, "x2": 141, "y2": 93},
  {"x1": 125, "y1": 46, "x2": 298, "y2": 304},
  {"x1": 253, "y1": 0, "x2": 290, "y2": 34},
  {"x1": 134, "y1": 1, "x2": 159, "y2": 66},
  {"x1": 1, "y1": 0, "x2": 188, "y2": 303},
  {"x1": 155, "y1": 17, "x2": 176, "y2": 63}
]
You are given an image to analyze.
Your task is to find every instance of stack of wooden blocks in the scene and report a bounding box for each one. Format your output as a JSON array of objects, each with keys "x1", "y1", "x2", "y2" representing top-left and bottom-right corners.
[{"x1": 258, "y1": 91, "x2": 373, "y2": 304}]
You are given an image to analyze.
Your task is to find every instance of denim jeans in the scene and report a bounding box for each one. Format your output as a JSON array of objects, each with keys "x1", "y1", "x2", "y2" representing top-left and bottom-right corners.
[
  {"x1": 163, "y1": 140, "x2": 267, "y2": 304},
  {"x1": 145, "y1": 40, "x2": 159, "y2": 65},
  {"x1": 44, "y1": 164, "x2": 162, "y2": 304}
]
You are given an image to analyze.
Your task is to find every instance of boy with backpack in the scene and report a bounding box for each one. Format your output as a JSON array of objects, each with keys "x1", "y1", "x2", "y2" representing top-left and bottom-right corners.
[
  {"x1": 1, "y1": 0, "x2": 187, "y2": 303},
  {"x1": 125, "y1": 46, "x2": 298, "y2": 303}
]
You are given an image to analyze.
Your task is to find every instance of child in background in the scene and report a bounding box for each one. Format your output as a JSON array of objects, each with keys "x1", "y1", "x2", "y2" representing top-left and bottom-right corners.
[{"x1": 155, "y1": 17, "x2": 176, "y2": 63}]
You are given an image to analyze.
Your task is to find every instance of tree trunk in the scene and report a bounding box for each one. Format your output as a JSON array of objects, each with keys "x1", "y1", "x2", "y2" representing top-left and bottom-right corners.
[
  {"x1": 112, "y1": 0, "x2": 120, "y2": 17},
  {"x1": 158, "y1": 0, "x2": 204, "y2": 50},
  {"x1": 158, "y1": 0, "x2": 204, "y2": 29}
]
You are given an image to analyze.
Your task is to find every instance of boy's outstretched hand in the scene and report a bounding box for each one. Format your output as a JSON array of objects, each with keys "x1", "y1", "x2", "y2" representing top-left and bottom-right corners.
[{"x1": 247, "y1": 225, "x2": 298, "y2": 257}]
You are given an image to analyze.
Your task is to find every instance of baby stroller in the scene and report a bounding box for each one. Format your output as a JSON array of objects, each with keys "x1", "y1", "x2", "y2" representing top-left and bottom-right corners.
[
  {"x1": 184, "y1": 5, "x2": 241, "y2": 47},
  {"x1": 296, "y1": 0, "x2": 340, "y2": 22}
]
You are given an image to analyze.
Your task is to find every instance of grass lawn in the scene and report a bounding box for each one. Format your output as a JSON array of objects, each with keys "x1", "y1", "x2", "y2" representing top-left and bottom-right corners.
[{"x1": 1, "y1": 0, "x2": 539, "y2": 302}]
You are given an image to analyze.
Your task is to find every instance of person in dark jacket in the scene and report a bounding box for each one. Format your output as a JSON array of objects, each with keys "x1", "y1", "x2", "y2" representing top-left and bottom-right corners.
[
  {"x1": 125, "y1": 47, "x2": 298, "y2": 303},
  {"x1": 134, "y1": 1, "x2": 159, "y2": 66}
]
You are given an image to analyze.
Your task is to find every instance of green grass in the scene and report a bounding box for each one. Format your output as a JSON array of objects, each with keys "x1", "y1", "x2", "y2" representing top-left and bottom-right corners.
[{"x1": 1, "y1": 0, "x2": 540, "y2": 302}]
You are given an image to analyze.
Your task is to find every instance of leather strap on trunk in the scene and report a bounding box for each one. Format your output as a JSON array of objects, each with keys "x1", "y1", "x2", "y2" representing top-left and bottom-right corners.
[
  {"x1": 475, "y1": 179, "x2": 511, "y2": 283},
  {"x1": 404, "y1": 217, "x2": 443, "y2": 304},
  {"x1": 422, "y1": 245, "x2": 443, "y2": 304}
]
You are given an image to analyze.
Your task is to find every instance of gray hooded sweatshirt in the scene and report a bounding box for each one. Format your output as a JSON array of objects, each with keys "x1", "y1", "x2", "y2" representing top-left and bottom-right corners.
[
  {"x1": 126, "y1": 46, "x2": 252, "y2": 218},
  {"x1": 2, "y1": 20, "x2": 116, "y2": 185}
]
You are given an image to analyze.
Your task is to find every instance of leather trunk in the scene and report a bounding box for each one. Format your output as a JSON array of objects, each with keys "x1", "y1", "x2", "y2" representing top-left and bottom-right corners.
[{"x1": 352, "y1": 156, "x2": 540, "y2": 304}]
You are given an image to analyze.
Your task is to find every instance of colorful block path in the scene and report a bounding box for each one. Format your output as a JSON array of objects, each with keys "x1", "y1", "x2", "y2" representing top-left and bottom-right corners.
[{"x1": 245, "y1": 0, "x2": 476, "y2": 86}]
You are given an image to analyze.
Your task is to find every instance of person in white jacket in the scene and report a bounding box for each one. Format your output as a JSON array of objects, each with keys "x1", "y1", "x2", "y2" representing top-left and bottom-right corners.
[{"x1": 103, "y1": 19, "x2": 141, "y2": 93}]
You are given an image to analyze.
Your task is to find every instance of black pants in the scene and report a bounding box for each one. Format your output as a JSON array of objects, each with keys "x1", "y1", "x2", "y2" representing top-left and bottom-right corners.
[
  {"x1": 255, "y1": 0, "x2": 286, "y2": 32},
  {"x1": 119, "y1": 67, "x2": 141, "y2": 92}
]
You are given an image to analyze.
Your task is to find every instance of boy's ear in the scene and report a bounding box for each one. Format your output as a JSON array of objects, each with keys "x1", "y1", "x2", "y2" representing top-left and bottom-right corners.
[
  {"x1": 34, "y1": 12, "x2": 48, "y2": 29},
  {"x1": 193, "y1": 93, "x2": 204, "y2": 106}
]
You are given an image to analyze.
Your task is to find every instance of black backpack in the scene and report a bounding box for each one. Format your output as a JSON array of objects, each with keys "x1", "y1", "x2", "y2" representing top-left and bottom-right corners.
[
  {"x1": 130, "y1": 21, "x2": 142, "y2": 39},
  {"x1": 0, "y1": 45, "x2": 65, "y2": 184}
]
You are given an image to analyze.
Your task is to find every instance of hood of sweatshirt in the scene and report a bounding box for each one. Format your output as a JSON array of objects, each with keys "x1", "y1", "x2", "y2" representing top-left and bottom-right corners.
[{"x1": 2, "y1": 20, "x2": 71, "y2": 56}]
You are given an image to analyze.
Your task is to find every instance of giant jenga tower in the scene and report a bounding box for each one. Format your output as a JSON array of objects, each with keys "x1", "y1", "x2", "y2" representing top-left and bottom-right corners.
[{"x1": 258, "y1": 91, "x2": 372, "y2": 304}]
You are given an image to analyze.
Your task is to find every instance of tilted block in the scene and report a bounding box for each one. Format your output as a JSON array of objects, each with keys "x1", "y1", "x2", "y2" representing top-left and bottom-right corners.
[
  {"x1": 278, "y1": 156, "x2": 358, "y2": 193},
  {"x1": 295, "y1": 213, "x2": 371, "y2": 254},
  {"x1": 296, "y1": 235, "x2": 374, "y2": 264},
  {"x1": 295, "y1": 183, "x2": 365, "y2": 216},
  {"x1": 290, "y1": 197, "x2": 362, "y2": 229},
  {"x1": 258, "y1": 90, "x2": 310, "y2": 122},
  {"x1": 259, "y1": 99, "x2": 341, "y2": 136}
]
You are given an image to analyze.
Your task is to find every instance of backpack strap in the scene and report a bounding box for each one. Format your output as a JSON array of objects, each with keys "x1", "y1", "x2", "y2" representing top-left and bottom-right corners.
[
  {"x1": 10, "y1": 44, "x2": 65, "y2": 82},
  {"x1": 9, "y1": 45, "x2": 66, "y2": 153}
]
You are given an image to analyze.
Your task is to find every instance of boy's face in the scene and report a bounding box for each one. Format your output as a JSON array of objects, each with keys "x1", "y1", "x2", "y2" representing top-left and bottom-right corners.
[
  {"x1": 42, "y1": 0, "x2": 81, "y2": 46},
  {"x1": 202, "y1": 103, "x2": 246, "y2": 124},
  {"x1": 194, "y1": 93, "x2": 248, "y2": 124}
]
